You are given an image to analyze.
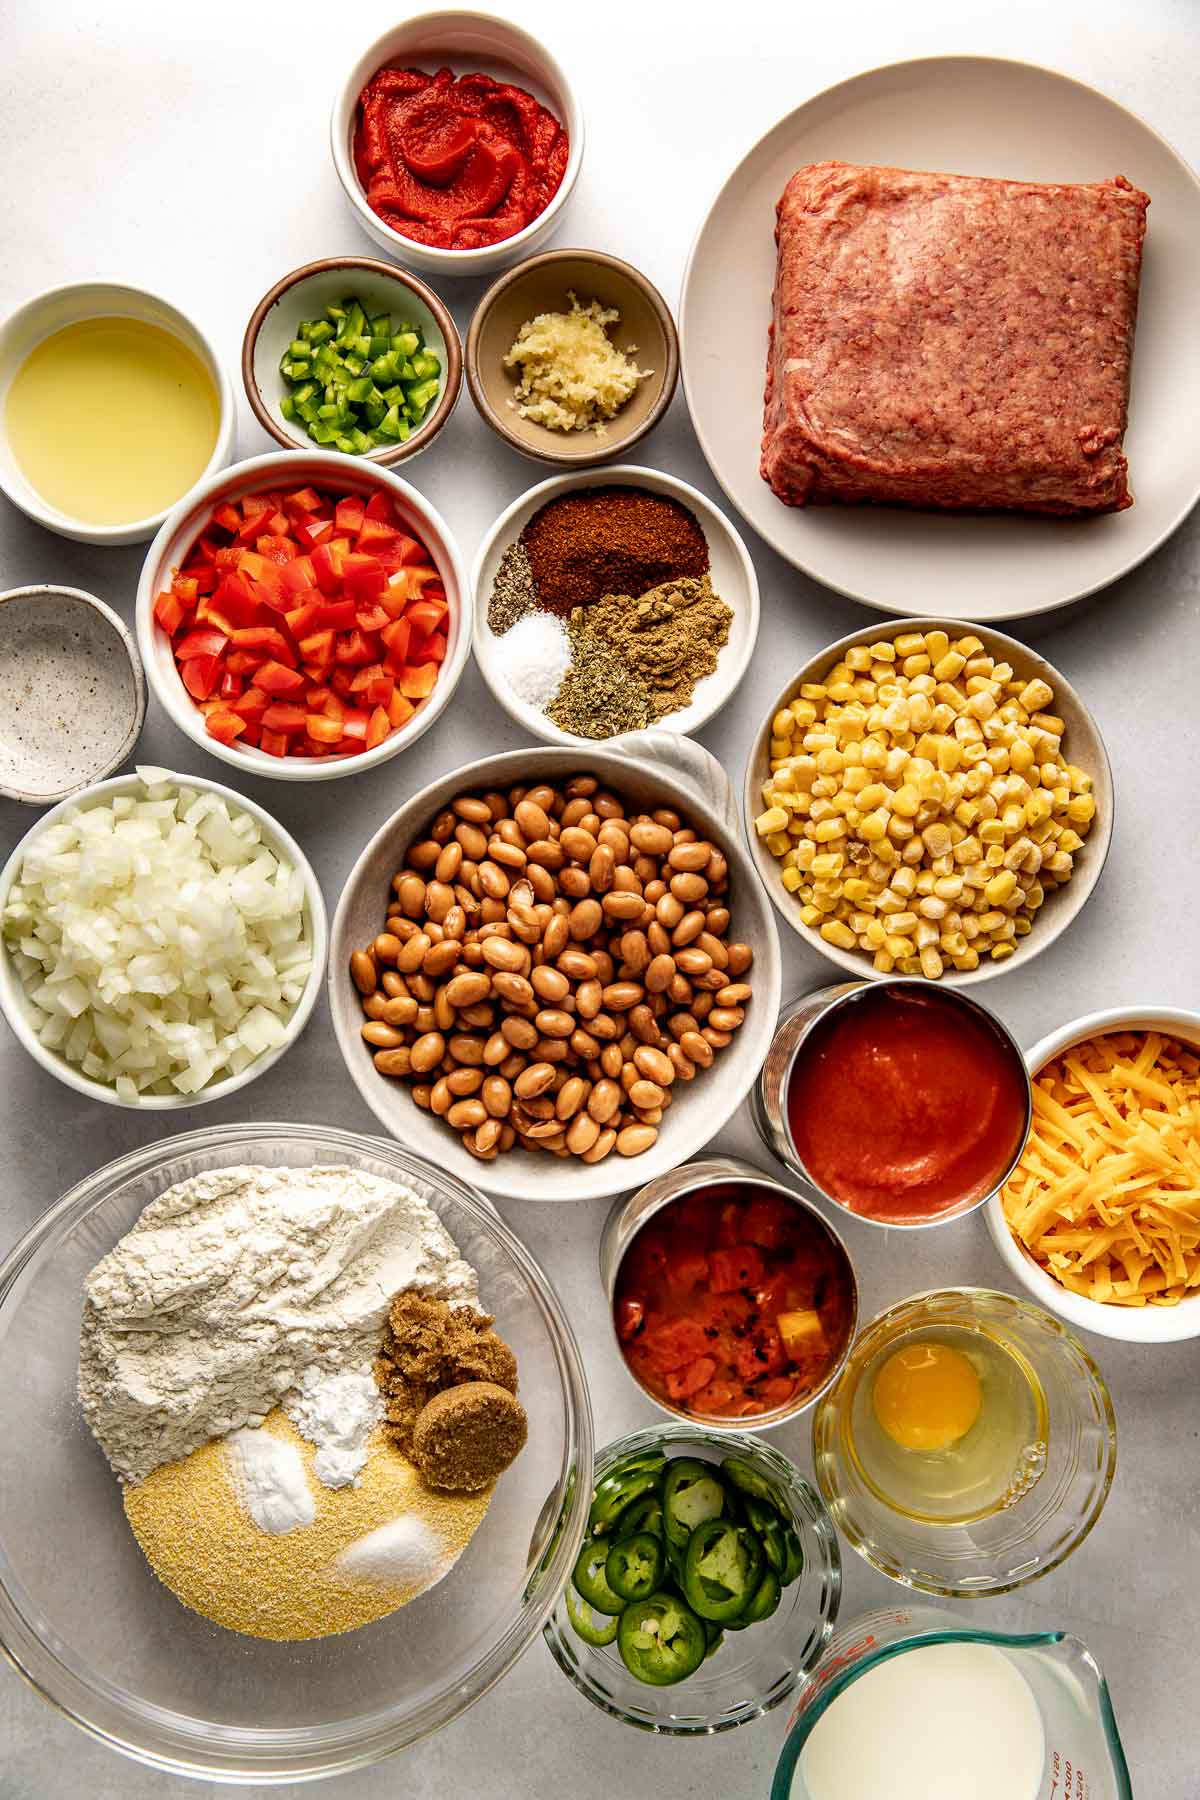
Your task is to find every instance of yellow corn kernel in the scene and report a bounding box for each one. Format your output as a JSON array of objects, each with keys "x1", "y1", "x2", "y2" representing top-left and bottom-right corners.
[
  {"x1": 890, "y1": 784, "x2": 921, "y2": 818},
  {"x1": 756, "y1": 806, "x2": 788, "y2": 836},
  {"x1": 826, "y1": 681, "x2": 858, "y2": 704},
  {"x1": 919, "y1": 944, "x2": 944, "y2": 980},
  {"x1": 790, "y1": 699, "x2": 817, "y2": 728},
  {"x1": 867, "y1": 639, "x2": 897, "y2": 662},
  {"x1": 893, "y1": 632, "x2": 925, "y2": 655},
  {"x1": 1067, "y1": 793, "x2": 1096, "y2": 826},
  {"x1": 811, "y1": 851, "x2": 844, "y2": 878},
  {"x1": 1066, "y1": 764, "x2": 1092, "y2": 793},
  {"x1": 799, "y1": 904, "x2": 822, "y2": 927},
  {"x1": 781, "y1": 866, "x2": 803, "y2": 893},
  {"x1": 766, "y1": 832, "x2": 791, "y2": 858},
  {"x1": 990, "y1": 942, "x2": 1015, "y2": 962},
  {"x1": 929, "y1": 650, "x2": 964, "y2": 682},
  {"x1": 884, "y1": 934, "x2": 914, "y2": 959},
  {"x1": 1017, "y1": 678, "x2": 1054, "y2": 712},
  {"x1": 843, "y1": 877, "x2": 872, "y2": 903},
  {"x1": 978, "y1": 819, "x2": 1006, "y2": 844},
  {"x1": 819, "y1": 920, "x2": 857, "y2": 950},
  {"x1": 864, "y1": 920, "x2": 888, "y2": 949},
  {"x1": 873, "y1": 949, "x2": 895, "y2": 974},
  {"x1": 1014, "y1": 916, "x2": 1032, "y2": 936},
  {"x1": 770, "y1": 738, "x2": 792, "y2": 759},
  {"x1": 799, "y1": 683, "x2": 827, "y2": 701},
  {"x1": 859, "y1": 808, "x2": 889, "y2": 841},
  {"x1": 985, "y1": 870, "x2": 1017, "y2": 905},
  {"x1": 772, "y1": 709, "x2": 794, "y2": 737},
  {"x1": 1024, "y1": 791, "x2": 1052, "y2": 828},
  {"x1": 924, "y1": 630, "x2": 950, "y2": 661},
  {"x1": 1057, "y1": 828, "x2": 1084, "y2": 855},
  {"x1": 844, "y1": 645, "x2": 873, "y2": 671},
  {"x1": 902, "y1": 653, "x2": 931, "y2": 677},
  {"x1": 951, "y1": 948, "x2": 980, "y2": 971}
]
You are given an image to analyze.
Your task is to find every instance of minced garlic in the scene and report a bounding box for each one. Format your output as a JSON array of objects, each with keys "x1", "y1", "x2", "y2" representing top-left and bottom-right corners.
[{"x1": 503, "y1": 292, "x2": 651, "y2": 436}]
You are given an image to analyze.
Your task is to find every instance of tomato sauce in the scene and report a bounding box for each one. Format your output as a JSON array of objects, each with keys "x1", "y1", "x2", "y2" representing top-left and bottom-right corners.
[
  {"x1": 786, "y1": 987, "x2": 1029, "y2": 1223},
  {"x1": 613, "y1": 1183, "x2": 855, "y2": 1421},
  {"x1": 354, "y1": 67, "x2": 568, "y2": 251}
]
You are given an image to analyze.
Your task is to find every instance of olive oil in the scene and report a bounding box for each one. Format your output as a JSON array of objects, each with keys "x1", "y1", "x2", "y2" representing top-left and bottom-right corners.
[{"x1": 6, "y1": 316, "x2": 219, "y2": 525}]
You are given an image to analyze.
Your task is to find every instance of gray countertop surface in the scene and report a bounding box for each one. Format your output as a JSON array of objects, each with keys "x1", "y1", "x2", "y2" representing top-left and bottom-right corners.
[{"x1": 2, "y1": 1, "x2": 1197, "y2": 1794}]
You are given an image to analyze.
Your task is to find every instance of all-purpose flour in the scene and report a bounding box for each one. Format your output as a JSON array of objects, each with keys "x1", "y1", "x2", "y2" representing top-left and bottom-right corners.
[{"x1": 78, "y1": 1164, "x2": 478, "y2": 1483}]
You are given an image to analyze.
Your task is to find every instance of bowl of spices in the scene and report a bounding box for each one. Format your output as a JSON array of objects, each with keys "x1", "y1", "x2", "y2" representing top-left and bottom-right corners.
[
  {"x1": 752, "y1": 980, "x2": 1032, "y2": 1231},
  {"x1": 466, "y1": 249, "x2": 679, "y2": 466},
  {"x1": 0, "y1": 1122, "x2": 591, "y2": 1780},
  {"x1": 473, "y1": 466, "x2": 759, "y2": 745}
]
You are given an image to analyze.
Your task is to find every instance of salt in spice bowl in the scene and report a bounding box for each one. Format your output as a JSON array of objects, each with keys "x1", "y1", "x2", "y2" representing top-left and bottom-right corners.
[
  {"x1": 751, "y1": 979, "x2": 1032, "y2": 1231},
  {"x1": 0, "y1": 586, "x2": 146, "y2": 804},
  {"x1": 471, "y1": 464, "x2": 760, "y2": 747}
]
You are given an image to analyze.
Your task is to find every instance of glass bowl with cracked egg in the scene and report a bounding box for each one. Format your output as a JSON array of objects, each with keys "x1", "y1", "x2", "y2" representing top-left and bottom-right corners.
[{"x1": 0, "y1": 1122, "x2": 591, "y2": 1783}]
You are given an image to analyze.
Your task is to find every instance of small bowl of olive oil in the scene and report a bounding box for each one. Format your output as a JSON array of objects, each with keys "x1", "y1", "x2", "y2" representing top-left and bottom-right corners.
[
  {"x1": 812, "y1": 1288, "x2": 1117, "y2": 1596},
  {"x1": 0, "y1": 282, "x2": 234, "y2": 545}
]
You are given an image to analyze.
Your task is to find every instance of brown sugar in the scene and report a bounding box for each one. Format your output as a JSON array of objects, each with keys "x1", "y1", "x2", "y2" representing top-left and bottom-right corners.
[
  {"x1": 374, "y1": 1292, "x2": 518, "y2": 1453},
  {"x1": 412, "y1": 1381, "x2": 528, "y2": 1492}
]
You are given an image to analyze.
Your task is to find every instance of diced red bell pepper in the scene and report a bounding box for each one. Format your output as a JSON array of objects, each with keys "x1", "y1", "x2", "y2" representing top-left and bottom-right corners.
[
  {"x1": 355, "y1": 604, "x2": 391, "y2": 633},
  {"x1": 219, "y1": 669, "x2": 240, "y2": 700},
  {"x1": 295, "y1": 516, "x2": 335, "y2": 551},
  {"x1": 298, "y1": 629, "x2": 337, "y2": 665},
  {"x1": 255, "y1": 660, "x2": 306, "y2": 696},
  {"x1": 231, "y1": 685, "x2": 270, "y2": 721},
  {"x1": 195, "y1": 601, "x2": 240, "y2": 638},
  {"x1": 381, "y1": 618, "x2": 411, "y2": 665},
  {"x1": 280, "y1": 556, "x2": 318, "y2": 597},
  {"x1": 212, "y1": 502, "x2": 241, "y2": 535},
  {"x1": 231, "y1": 625, "x2": 291, "y2": 658},
  {"x1": 213, "y1": 572, "x2": 261, "y2": 627},
  {"x1": 314, "y1": 598, "x2": 357, "y2": 631},
  {"x1": 176, "y1": 627, "x2": 229, "y2": 660},
  {"x1": 342, "y1": 552, "x2": 388, "y2": 606},
  {"x1": 180, "y1": 653, "x2": 223, "y2": 700},
  {"x1": 334, "y1": 495, "x2": 366, "y2": 535},
  {"x1": 282, "y1": 601, "x2": 319, "y2": 641},
  {"x1": 171, "y1": 573, "x2": 199, "y2": 603},
  {"x1": 256, "y1": 533, "x2": 296, "y2": 564},
  {"x1": 225, "y1": 648, "x2": 267, "y2": 676},
  {"x1": 363, "y1": 490, "x2": 395, "y2": 524},
  {"x1": 407, "y1": 597, "x2": 447, "y2": 637},
  {"x1": 408, "y1": 628, "x2": 447, "y2": 665},
  {"x1": 708, "y1": 1246, "x2": 766, "y2": 1295},
  {"x1": 386, "y1": 690, "x2": 415, "y2": 730},
  {"x1": 284, "y1": 485, "x2": 324, "y2": 516},
  {"x1": 189, "y1": 564, "x2": 219, "y2": 595},
  {"x1": 305, "y1": 713, "x2": 344, "y2": 746},
  {"x1": 366, "y1": 672, "x2": 394, "y2": 707},
  {"x1": 365, "y1": 705, "x2": 391, "y2": 749},
  {"x1": 323, "y1": 691, "x2": 346, "y2": 723},
  {"x1": 397, "y1": 662, "x2": 437, "y2": 699},
  {"x1": 259, "y1": 727, "x2": 289, "y2": 757},
  {"x1": 339, "y1": 707, "x2": 370, "y2": 742},
  {"x1": 261, "y1": 702, "x2": 307, "y2": 733},
  {"x1": 311, "y1": 540, "x2": 347, "y2": 595},
  {"x1": 154, "y1": 590, "x2": 187, "y2": 635},
  {"x1": 205, "y1": 707, "x2": 247, "y2": 746},
  {"x1": 335, "y1": 628, "x2": 374, "y2": 666}
]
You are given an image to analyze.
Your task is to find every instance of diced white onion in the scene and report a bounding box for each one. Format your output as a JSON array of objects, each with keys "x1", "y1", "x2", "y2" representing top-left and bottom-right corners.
[{"x1": 1, "y1": 771, "x2": 313, "y2": 1097}]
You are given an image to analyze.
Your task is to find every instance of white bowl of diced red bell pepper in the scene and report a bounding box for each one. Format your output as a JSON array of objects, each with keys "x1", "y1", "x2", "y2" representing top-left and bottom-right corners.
[{"x1": 135, "y1": 450, "x2": 469, "y2": 780}]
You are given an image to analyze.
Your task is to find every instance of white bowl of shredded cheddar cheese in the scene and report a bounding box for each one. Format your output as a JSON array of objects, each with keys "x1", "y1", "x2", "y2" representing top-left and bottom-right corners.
[{"x1": 987, "y1": 1007, "x2": 1200, "y2": 1341}]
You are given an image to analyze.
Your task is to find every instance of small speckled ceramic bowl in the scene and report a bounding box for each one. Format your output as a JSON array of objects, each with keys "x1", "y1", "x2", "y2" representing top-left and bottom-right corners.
[{"x1": 0, "y1": 586, "x2": 145, "y2": 805}]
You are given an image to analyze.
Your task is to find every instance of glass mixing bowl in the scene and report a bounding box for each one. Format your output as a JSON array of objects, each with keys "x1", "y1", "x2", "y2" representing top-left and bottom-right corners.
[
  {"x1": 0, "y1": 1123, "x2": 592, "y2": 1782},
  {"x1": 542, "y1": 1424, "x2": 841, "y2": 1734},
  {"x1": 812, "y1": 1288, "x2": 1116, "y2": 1597}
]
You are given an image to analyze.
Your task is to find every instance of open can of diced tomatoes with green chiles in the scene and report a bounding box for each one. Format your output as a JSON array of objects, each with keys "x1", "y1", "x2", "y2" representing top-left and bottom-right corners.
[{"x1": 598, "y1": 1156, "x2": 858, "y2": 1430}]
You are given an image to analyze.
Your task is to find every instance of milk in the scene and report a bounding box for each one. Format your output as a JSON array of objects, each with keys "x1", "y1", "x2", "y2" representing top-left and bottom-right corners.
[{"x1": 796, "y1": 1640, "x2": 1045, "y2": 1800}]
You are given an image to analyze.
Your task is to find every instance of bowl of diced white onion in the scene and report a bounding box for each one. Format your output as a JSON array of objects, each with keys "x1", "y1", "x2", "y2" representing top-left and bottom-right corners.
[{"x1": 0, "y1": 766, "x2": 327, "y2": 1107}]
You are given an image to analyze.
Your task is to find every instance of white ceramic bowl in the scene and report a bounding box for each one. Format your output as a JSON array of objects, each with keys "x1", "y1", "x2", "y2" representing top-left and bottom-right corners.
[
  {"x1": 330, "y1": 11, "x2": 584, "y2": 279},
  {"x1": 0, "y1": 282, "x2": 234, "y2": 545},
  {"x1": 0, "y1": 586, "x2": 145, "y2": 804},
  {"x1": 0, "y1": 769, "x2": 328, "y2": 1110},
  {"x1": 473, "y1": 466, "x2": 760, "y2": 747},
  {"x1": 744, "y1": 618, "x2": 1114, "y2": 989},
  {"x1": 242, "y1": 257, "x2": 463, "y2": 465},
  {"x1": 135, "y1": 450, "x2": 470, "y2": 782},
  {"x1": 328, "y1": 733, "x2": 782, "y2": 1202},
  {"x1": 986, "y1": 1007, "x2": 1200, "y2": 1343}
]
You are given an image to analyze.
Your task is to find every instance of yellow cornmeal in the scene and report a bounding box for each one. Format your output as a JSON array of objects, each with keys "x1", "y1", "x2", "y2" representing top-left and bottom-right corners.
[{"x1": 122, "y1": 1410, "x2": 491, "y2": 1640}]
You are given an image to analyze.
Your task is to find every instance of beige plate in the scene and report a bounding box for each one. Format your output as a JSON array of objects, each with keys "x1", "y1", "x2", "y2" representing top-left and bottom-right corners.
[
  {"x1": 680, "y1": 55, "x2": 1200, "y2": 619},
  {"x1": 466, "y1": 249, "x2": 678, "y2": 467},
  {"x1": 743, "y1": 618, "x2": 1113, "y2": 989}
]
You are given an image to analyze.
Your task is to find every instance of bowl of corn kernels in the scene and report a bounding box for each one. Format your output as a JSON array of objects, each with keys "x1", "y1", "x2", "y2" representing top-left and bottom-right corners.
[{"x1": 743, "y1": 619, "x2": 1113, "y2": 988}]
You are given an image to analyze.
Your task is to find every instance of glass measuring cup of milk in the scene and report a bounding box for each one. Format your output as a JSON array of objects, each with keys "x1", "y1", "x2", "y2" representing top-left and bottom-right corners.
[{"x1": 771, "y1": 1604, "x2": 1131, "y2": 1800}]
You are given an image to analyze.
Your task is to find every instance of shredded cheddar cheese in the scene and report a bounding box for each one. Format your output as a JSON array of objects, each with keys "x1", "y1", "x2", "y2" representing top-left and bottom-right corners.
[{"x1": 1001, "y1": 1031, "x2": 1200, "y2": 1306}]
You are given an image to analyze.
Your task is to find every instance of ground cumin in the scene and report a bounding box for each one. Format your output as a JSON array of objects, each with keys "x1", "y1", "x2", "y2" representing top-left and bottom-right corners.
[
  {"x1": 522, "y1": 487, "x2": 710, "y2": 613},
  {"x1": 573, "y1": 574, "x2": 732, "y2": 719},
  {"x1": 374, "y1": 1293, "x2": 518, "y2": 1454}
]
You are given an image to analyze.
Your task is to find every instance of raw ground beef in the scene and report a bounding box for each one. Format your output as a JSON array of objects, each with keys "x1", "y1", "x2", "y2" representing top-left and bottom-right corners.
[{"x1": 760, "y1": 161, "x2": 1149, "y2": 515}]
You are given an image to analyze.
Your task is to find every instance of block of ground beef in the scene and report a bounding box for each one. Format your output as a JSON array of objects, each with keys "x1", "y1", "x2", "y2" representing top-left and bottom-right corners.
[{"x1": 760, "y1": 161, "x2": 1149, "y2": 515}]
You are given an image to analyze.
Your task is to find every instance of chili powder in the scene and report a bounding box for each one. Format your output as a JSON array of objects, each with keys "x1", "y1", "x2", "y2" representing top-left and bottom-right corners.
[{"x1": 521, "y1": 487, "x2": 710, "y2": 614}]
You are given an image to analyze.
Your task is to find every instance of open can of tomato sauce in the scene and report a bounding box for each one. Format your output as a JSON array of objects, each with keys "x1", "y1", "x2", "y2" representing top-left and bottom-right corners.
[
  {"x1": 751, "y1": 980, "x2": 1032, "y2": 1231},
  {"x1": 599, "y1": 1156, "x2": 858, "y2": 1430}
]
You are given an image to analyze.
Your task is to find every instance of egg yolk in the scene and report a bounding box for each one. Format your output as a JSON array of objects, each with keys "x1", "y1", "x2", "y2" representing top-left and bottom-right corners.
[{"x1": 872, "y1": 1342, "x2": 983, "y2": 1452}]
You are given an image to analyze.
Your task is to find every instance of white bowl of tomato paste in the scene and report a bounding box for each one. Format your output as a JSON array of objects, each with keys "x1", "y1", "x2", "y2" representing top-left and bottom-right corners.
[
  {"x1": 135, "y1": 450, "x2": 470, "y2": 782},
  {"x1": 331, "y1": 13, "x2": 584, "y2": 277}
]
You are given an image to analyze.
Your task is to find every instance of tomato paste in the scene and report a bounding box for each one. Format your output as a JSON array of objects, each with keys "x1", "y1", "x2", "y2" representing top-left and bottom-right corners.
[
  {"x1": 613, "y1": 1183, "x2": 855, "y2": 1421},
  {"x1": 353, "y1": 66, "x2": 568, "y2": 251},
  {"x1": 787, "y1": 987, "x2": 1029, "y2": 1222}
]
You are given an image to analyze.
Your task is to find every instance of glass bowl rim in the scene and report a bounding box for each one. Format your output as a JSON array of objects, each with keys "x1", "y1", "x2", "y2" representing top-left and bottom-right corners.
[{"x1": 0, "y1": 1120, "x2": 594, "y2": 1783}]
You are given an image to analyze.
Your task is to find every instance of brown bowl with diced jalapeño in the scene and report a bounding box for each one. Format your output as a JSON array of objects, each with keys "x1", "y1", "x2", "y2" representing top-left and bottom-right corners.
[{"x1": 541, "y1": 1424, "x2": 840, "y2": 1733}]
